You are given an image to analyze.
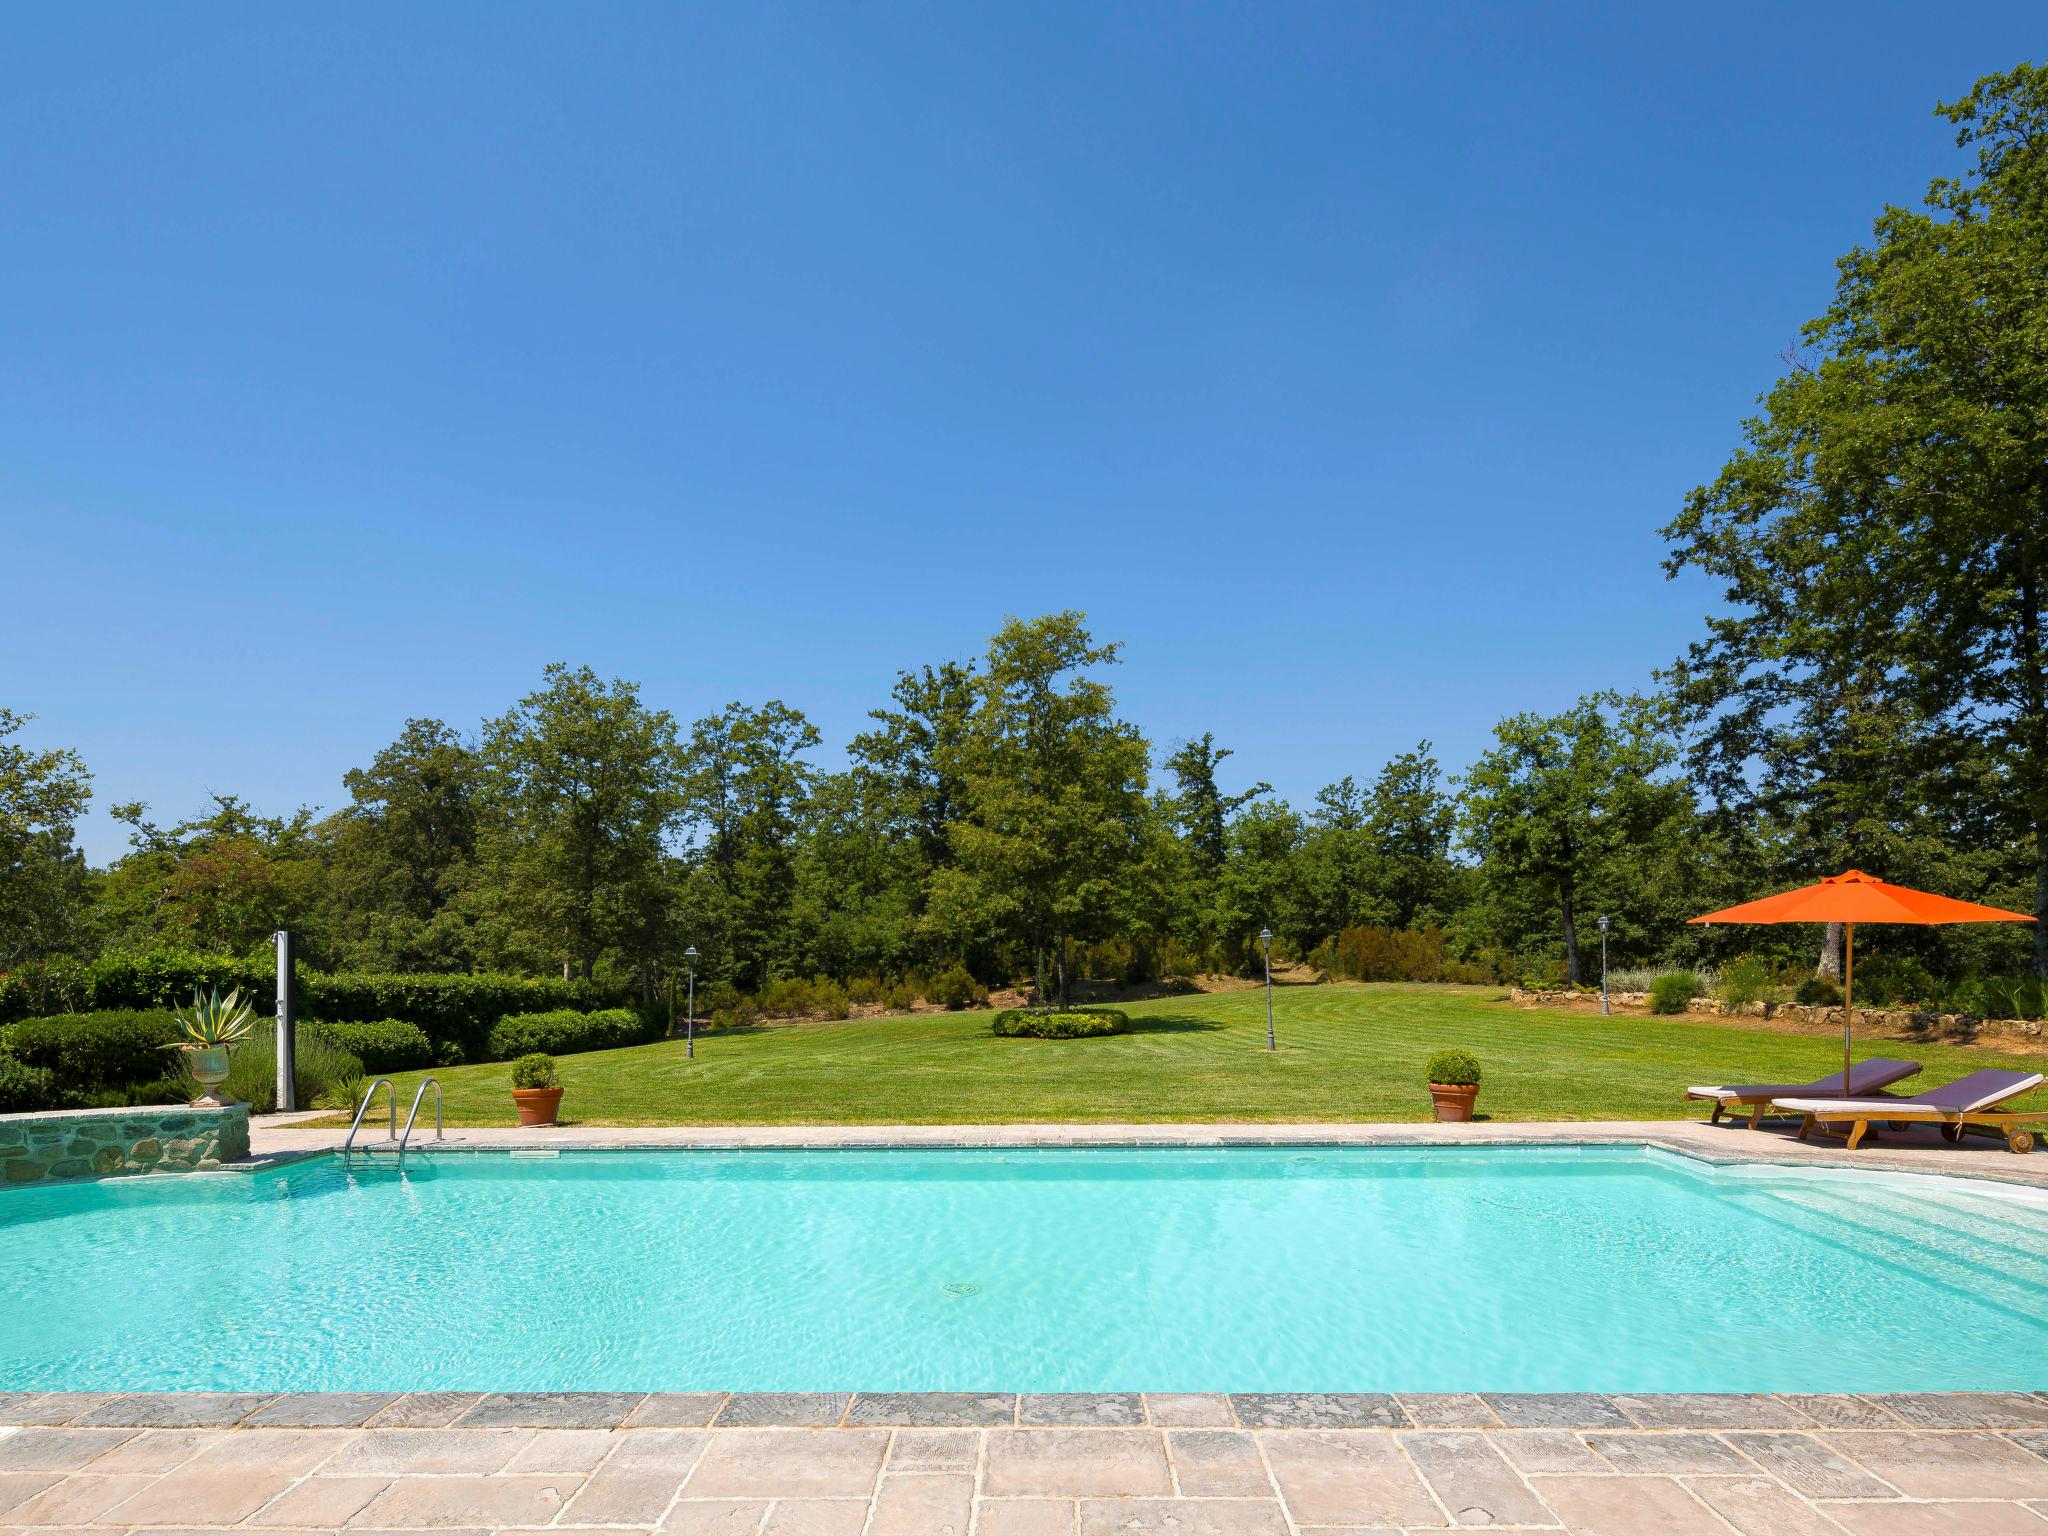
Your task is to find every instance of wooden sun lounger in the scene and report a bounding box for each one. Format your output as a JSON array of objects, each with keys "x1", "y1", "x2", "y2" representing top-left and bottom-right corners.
[
  {"x1": 1686, "y1": 1058, "x2": 1921, "y2": 1128},
  {"x1": 1775, "y1": 1069, "x2": 2048, "y2": 1154}
]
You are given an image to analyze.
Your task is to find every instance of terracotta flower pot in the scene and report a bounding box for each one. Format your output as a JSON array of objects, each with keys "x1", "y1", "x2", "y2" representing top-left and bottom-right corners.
[
  {"x1": 512, "y1": 1087, "x2": 563, "y2": 1127},
  {"x1": 1428, "y1": 1082, "x2": 1479, "y2": 1123},
  {"x1": 184, "y1": 1044, "x2": 233, "y2": 1107}
]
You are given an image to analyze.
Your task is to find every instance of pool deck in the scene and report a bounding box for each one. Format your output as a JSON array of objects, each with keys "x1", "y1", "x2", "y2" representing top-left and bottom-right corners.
[{"x1": 5, "y1": 1390, "x2": 2048, "y2": 1534}]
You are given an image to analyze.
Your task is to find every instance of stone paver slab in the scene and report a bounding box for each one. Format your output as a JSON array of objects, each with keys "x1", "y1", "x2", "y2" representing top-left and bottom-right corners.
[
  {"x1": 1872, "y1": 1392, "x2": 2048, "y2": 1429},
  {"x1": 1492, "y1": 1430, "x2": 1606, "y2": 1475},
  {"x1": 714, "y1": 1394, "x2": 850, "y2": 1428},
  {"x1": 1259, "y1": 1430, "x2": 1441, "y2": 1527},
  {"x1": 1722, "y1": 1431, "x2": 1899, "y2": 1498},
  {"x1": 1584, "y1": 1430, "x2": 1754, "y2": 1474},
  {"x1": 349, "y1": 1472, "x2": 577, "y2": 1528},
  {"x1": 1825, "y1": 1501, "x2": 2048, "y2": 1535},
  {"x1": 1145, "y1": 1393, "x2": 1235, "y2": 1427},
  {"x1": 659, "y1": 1500, "x2": 767, "y2": 1535},
  {"x1": 1020, "y1": 1393, "x2": 1144, "y2": 1425},
  {"x1": 0, "y1": 1472, "x2": 60, "y2": 1519},
  {"x1": 0, "y1": 1470, "x2": 157, "y2": 1524},
  {"x1": 563, "y1": 1430, "x2": 711, "y2": 1523},
  {"x1": 1167, "y1": 1430, "x2": 1269, "y2": 1496},
  {"x1": 82, "y1": 1428, "x2": 209, "y2": 1473},
  {"x1": 868, "y1": 1471, "x2": 974, "y2": 1535},
  {"x1": 1077, "y1": 1497, "x2": 1290, "y2": 1535},
  {"x1": 101, "y1": 1464, "x2": 300, "y2": 1525},
  {"x1": 685, "y1": 1429, "x2": 888, "y2": 1499},
  {"x1": 846, "y1": 1393, "x2": 1015, "y2": 1426},
  {"x1": 1478, "y1": 1394, "x2": 1629, "y2": 1430},
  {"x1": 455, "y1": 1392, "x2": 646, "y2": 1428},
  {"x1": 244, "y1": 1392, "x2": 401, "y2": 1427},
  {"x1": 1682, "y1": 1472, "x2": 1845, "y2": 1536},
  {"x1": 976, "y1": 1498, "x2": 1077, "y2": 1536},
  {"x1": 1528, "y1": 1474, "x2": 1744, "y2": 1536},
  {"x1": 984, "y1": 1428, "x2": 1173, "y2": 1498},
  {"x1": 758, "y1": 1497, "x2": 871, "y2": 1534},
  {"x1": 0, "y1": 1428, "x2": 135, "y2": 1472},
  {"x1": 368, "y1": 1391, "x2": 485, "y2": 1427},
  {"x1": 326, "y1": 1427, "x2": 536, "y2": 1474},
  {"x1": 1827, "y1": 1430, "x2": 2048, "y2": 1499},
  {"x1": 886, "y1": 1429, "x2": 981, "y2": 1471},
  {"x1": 251, "y1": 1474, "x2": 394, "y2": 1527},
  {"x1": 0, "y1": 1394, "x2": 117, "y2": 1427},
  {"x1": 1231, "y1": 1393, "x2": 1406, "y2": 1429},
  {"x1": 185, "y1": 1425, "x2": 354, "y2": 1472},
  {"x1": 1612, "y1": 1393, "x2": 1812, "y2": 1429},
  {"x1": 1397, "y1": 1392, "x2": 1503, "y2": 1427},
  {"x1": 628, "y1": 1394, "x2": 730, "y2": 1427},
  {"x1": 1776, "y1": 1394, "x2": 1903, "y2": 1429},
  {"x1": 1397, "y1": 1430, "x2": 1556, "y2": 1526},
  {"x1": 73, "y1": 1392, "x2": 274, "y2": 1428},
  {"x1": 505, "y1": 1428, "x2": 621, "y2": 1472}
]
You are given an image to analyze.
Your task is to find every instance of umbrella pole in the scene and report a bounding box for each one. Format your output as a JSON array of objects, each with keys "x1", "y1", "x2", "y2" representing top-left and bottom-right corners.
[{"x1": 1843, "y1": 921, "x2": 1855, "y2": 1091}]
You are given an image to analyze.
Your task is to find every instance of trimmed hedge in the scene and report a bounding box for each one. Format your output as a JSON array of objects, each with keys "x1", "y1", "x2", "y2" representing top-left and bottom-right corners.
[
  {"x1": 313, "y1": 1018, "x2": 434, "y2": 1075},
  {"x1": 486, "y1": 1008, "x2": 650, "y2": 1060},
  {"x1": 0, "y1": 1050, "x2": 54, "y2": 1113},
  {"x1": 0, "y1": 1010, "x2": 184, "y2": 1098},
  {"x1": 991, "y1": 1008, "x2": 1130, "y2": 1039},
  {"x1": 301, "y1": 973, "x2": 617, "y2": 1062}
]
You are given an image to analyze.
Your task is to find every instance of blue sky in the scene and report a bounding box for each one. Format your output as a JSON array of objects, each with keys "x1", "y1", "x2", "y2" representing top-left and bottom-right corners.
[{"x1": 4, "y1": 4, "x2": 2040, "y2": 864}]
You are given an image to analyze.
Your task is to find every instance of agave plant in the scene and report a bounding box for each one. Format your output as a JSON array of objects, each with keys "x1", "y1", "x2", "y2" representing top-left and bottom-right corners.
[{"x1": 173, "y1": 987, "x2": 258, "y2": 1049}]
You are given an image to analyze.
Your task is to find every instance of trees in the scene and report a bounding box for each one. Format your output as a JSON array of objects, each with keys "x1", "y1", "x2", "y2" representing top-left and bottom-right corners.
[
  {"x1": 1458, "y1": 694, "x2": 1693, "y2": 983},
  {"x1": 1664, "y1": 63, "x2": 2048, "y2": 976},
  {"x1": 475, "y1": 664, "x2": 685, "y2": 982},
  {"x1": 928, "y1": 613, "x2": 1152, "y2": 1004},
  {"x1": 1369, "y1": 743, "x2": 1457, "y2": 930},
  {"x1": 0, "y1": 710, "x2": 93, "y2": 967},
  {"x1": 99, "y1": 795, "x2": 326, "y2": 957},
  {"x1": 1163, "y1": 733, "x2": 1269, "y2": 952}
]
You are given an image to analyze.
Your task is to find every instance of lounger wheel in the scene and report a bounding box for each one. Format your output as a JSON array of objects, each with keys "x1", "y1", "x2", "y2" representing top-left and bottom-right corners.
[
  {"x1": 1940, "y1": 1123, "x2": 1966, "y2": 1144},
  {"x1": 2007, "y1": 1130, "x2": 2035, "y2": 1155}
]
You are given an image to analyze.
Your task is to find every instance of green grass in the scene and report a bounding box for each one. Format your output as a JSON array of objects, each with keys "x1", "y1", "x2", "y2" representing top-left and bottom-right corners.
[{"x1": 318, "y1": 983, "x2": 2048, "y2": 1128}]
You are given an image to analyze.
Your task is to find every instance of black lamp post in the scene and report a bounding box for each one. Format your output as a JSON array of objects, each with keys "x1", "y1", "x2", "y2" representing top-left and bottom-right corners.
[{"x1": 1259, "y1": 928, "x2": 1275, "y2": 1051}]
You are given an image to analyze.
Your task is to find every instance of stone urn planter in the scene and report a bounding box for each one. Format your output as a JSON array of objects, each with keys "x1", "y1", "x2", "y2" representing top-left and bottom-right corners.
[
  {"x1": 183, "y1": 1044, "x2": 234, "y2": 1108},
  {"x1": 511, "y1": 1087, "x2": 563, "y2": 1127},
  {"x1": 1424, "y1": 1048, "x2": 1482, "y2": 1124}
]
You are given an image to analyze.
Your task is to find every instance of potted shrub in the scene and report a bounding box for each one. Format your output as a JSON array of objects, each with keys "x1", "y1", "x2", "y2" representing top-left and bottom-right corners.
[
  {"x1": 1425, "y1": 1048, "x2": 1482, "y2": 1122},
  {"x1": 170, "y1": 988, "x2": 258, "y2": 1107},
  {"x1": 510, "y1": 1052, "x2": 563, "y2": 1126}
]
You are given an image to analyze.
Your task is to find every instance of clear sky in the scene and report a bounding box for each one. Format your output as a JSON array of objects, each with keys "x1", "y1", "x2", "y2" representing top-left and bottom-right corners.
[{"x1": 4, "y1": 4, "x2": 2040, "y2": 864}]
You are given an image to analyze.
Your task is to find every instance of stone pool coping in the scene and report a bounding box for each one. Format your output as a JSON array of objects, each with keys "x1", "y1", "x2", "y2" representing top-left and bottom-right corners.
[
  {"x1": 6, "y1": 1390, "x2": 2048, "y2": 1533},
  {"x1": 241, "y1": 1114, "x2": 2048, "y2": 1191}
]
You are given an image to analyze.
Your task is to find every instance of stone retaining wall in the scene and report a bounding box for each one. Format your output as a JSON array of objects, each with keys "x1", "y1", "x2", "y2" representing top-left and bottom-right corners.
[
  {"x1": 1511, "y1": 986, "x2": 2046, "y2": 1043},
  {"x1": 0, "y1": 1102, "x2": 251, "y2": 1186}
]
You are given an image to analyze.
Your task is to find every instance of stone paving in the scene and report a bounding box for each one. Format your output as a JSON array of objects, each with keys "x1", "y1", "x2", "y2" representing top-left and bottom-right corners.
[{"x1": 5, "y1": 1391, "x2": 2048, "y2": 1533}]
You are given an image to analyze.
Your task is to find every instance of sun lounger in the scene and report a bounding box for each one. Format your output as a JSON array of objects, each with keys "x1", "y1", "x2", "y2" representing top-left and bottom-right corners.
[
  {"x1": 1686, "y1": 1058, "x2": 1921, "y2": 1128},
  {"x1": 1774, "y1": 1068, "x2": 2048, "y2": 1153}
]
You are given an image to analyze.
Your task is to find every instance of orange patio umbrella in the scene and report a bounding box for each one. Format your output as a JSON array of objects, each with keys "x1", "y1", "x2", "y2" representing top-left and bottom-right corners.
[{"x1": 1688, "y1": 870, "x2": 2034, "y2": 1090}]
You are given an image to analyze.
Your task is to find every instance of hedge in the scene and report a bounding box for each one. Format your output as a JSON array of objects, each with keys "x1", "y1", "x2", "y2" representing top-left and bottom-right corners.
[
  {"x1": 991, "y1": 1008, "x2": 1130, "y2": 1039},
  {"x1": 486, "y1": 1008, "x2": 650, "y2": 1060},
  {"x1": 312, "y1": 1018, "x2": 434, "y2": 1075},
  {"x1": 0, "y1": 1050, "x2": 55, "y2": 1113},
  {"x1": 0, "y1": 1010, "x2": 185, "y2": 1099}
]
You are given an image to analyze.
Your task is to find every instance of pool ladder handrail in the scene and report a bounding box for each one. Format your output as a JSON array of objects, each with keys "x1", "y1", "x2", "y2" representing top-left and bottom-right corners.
[
  {"x1": 398, "y1": 1079, "x2": 443, "y2": 1159},
  {"x1": 342, "y1": 1077, "x2": 396, "y2": 1152}
]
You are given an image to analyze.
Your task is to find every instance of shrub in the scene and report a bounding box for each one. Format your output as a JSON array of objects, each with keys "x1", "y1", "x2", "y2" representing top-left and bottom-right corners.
[
  {"x1": 511, "y1": 1053, "x2": 559, "y2": 1090},
  {"x1": 1795, "y1": 975, "x2": 1844, "y2": 1007},
  {"x1": 990, "y1": 1008, "x2": 1129, "y2": 1039},
  {"x1": 1325, "y1": 926, "x2": 1495, "y2": 985},
  {"x1": 486, "y1": 1008, "x2": 644, "y2": 1060},
  {"x1": 2017, "y1": 977, "x2": 2047, "y2": 1022},
  {"x1": 0, "y1": 1009, "x2": 183, "y2": 1098},
  {"x1": 1649, "y1": 973, "x2": 1700, "y2": 1014},
  {"x1": 757, "y1": 978, "x2": 816, "y2": 1017},
  {"x1": 314, "y1": 1018, "x2": 434, "y2": 1074},
  {"x1": 883, "y1": 980, "x2": 918, "y2": 1012},
  {"x1": 302, "y1": 971, "x2": 616, "y2": 1060},
  {"x1": 1853, "y1": 954, "x2": 1937, "y2": 1008},
  {"x1": 0, "y1": 1049, "x2": 54, "y2": 1112},
  {"x1": 176, "y1": 1021, "x2": 363, "y2": 1114},
  {"x1": 1717, "y1": 955, "x2": 1774, "y2": 1011},
  {"x1": 847, "y1": 976, "x2": 888, "y2": 1007},
  {"x1": 316, "y1": 1071, "x2": 372, "y2": 1113},
  {"x1": 928, "y1": 965, "x2": 988, "y2": 1011},
  {"x1": 1424, "y1": 1048, "x2": 1481, "y2": 1086}
]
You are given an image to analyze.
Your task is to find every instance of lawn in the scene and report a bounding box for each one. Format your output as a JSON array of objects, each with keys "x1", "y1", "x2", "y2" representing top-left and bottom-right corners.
[{"x1": 322, "y1": 983, "x2": 2048, "y2": 1128}]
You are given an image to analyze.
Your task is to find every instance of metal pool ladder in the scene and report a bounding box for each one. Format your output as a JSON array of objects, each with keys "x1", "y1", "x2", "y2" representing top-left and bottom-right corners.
[{"x1": 342, "y1": 1077, "x2": 443, "y2": 1163}]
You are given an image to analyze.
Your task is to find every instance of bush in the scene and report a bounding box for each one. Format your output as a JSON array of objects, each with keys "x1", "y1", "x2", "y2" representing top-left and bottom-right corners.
[
  {"x1": 314, "y1": 1018, "x2": 434, "y2": 1074},
  {"x1": 847, "y1": 976, "x2": 888, "y2": 1007},
  {"x1": 1424, "y1": 1048, "x2": 1481, "y2": 1086},
  {"x1": 486, "y1": 1008, "x2": 645, "y2": 1060},
  {"x1": 175, "y1": 1021, "x2": 363, "y2": 1114},
  {"x1": 0, "y1": 1049, "x2": 55, "y2": 1112},
  {"x1": 1852, "y1": 954, "x2": 1937, "y2": 1008},
  {"x1": 990, "y1": 1008, "x2": 1129, "y2": 1039},
  {"x1": 928, "y1": 965, "x2": 988, "y2": 1011},
  {"x1": 511, "y1": 1053, "x2": 559, "y2": 1090},
  {"x1": 757, "y1": 978, "x2": 816, "y2": 1017},
  {"x1": 1324, "y1": 926, "x2": 1496, "y2": 985},
  {"x1": 316, "y1": 1071, "x2": 372, "y2": 1113},
  {"x1": 711, "y1": 998, "x2": 760, "y2": 1030},
  {"x1": 302, "y1": 971, "x2": 616, "y2": 1060},
  {"x1": 0, "y1": 1009, "x2": 184, "y2": 1099},
  {"x1": 1649, "y1": 973, "x2": 1700, "y2": 1014},
  {"x1": 1795, "y1": 975, "x2": 1844, "y2": 1007},
  {"x1": 1717, "y1": 955, "x2": 1774, "y2": 1011},
  {"x1": 810, "y1": 979, "x2": 851, "y2": 1020}
]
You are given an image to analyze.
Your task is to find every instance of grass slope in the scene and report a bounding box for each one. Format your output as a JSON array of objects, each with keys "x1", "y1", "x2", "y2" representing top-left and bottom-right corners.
[{"x1": 325, "y1": 983, "x2": 2048, "y2": 1128}]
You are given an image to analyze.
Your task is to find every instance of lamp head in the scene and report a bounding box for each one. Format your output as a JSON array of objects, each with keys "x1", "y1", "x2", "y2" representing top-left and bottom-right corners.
[
  {"x1": 685, "y1": 946, "x2": 699, "y2": 961},
  {"x1": 1598, "y1": 916, "x2": 1609, "y2": 934},
  {"x1": 1259, "y1": 928, "x2": 1273, "y2": 947}
]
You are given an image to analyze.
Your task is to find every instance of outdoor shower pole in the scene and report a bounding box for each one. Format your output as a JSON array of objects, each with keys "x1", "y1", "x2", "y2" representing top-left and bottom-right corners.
[
  {"x1": 685, "y1": 945, "x2": 699, "y2": 1060},
  {"x1": 274, "y1": 929, "x2": 297, "y2": 1111},
  {"x1": 1260, "y1": 928, "x2": 1275, "y2": 1051},
  {"x1": 1598, "y1": 915, "x2": 1610, "y2": 1016}
]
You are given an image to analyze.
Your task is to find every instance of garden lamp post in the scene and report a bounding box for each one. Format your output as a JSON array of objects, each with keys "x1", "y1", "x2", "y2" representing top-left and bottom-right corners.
[
  {"x1": 1259, "y1": 928, "x2": 1275, "y2": 1051},
  {"x1": 685, "y1": 946, "x2": 699, "y2": 1059},
  {"x1": 1598, "y1": 916, "x2": 1610, "y2": 1016}
]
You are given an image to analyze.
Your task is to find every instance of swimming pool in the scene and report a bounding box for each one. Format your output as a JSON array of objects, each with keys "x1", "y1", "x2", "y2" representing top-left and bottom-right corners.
[{"x1": 4, "y1": 1144, "x2": 2045, "y2": 1392}]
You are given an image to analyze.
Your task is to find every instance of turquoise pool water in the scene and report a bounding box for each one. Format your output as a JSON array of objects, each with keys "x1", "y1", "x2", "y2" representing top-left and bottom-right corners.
[{"x1": 4, "y1": 1145, "x2": 2046, "y2": 1392}]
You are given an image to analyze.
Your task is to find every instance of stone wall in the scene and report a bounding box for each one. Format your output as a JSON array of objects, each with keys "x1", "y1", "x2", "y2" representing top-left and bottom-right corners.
[
  {"x1": 0, "y1": 1103, "x2": 251, "y2": 1187},
  {"x1": 1509, "y1": 987, "x2": 2047, "y2": 1044}
]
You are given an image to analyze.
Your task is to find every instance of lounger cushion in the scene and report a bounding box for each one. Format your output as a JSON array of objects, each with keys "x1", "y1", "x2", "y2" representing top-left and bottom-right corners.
[
  {"x1": 1687, "y1": 1059, "x2": 1920, "y2": 1103},
  {"x1": 1776, "y1": 1069, "x2": 2045, "y2": 1118}
]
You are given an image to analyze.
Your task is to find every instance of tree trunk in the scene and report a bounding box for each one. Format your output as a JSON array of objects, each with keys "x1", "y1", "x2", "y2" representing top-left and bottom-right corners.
[
  {"x1": 1033, "y1": 943, "x2": 1047, "y2": 1007},
  {"x1": 2023, "y1": 556, "x2": 2048, "y2": 980},
  {"x1": 1817, "y1": 922, "x2": 1844, "y2": 980},
  {"x1": 1058, "y1": 932, "x2": 1071, "y2": 1008},
  {"x1": 1560, "y1": 885, "x2": 1581, "y2": 986}
]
